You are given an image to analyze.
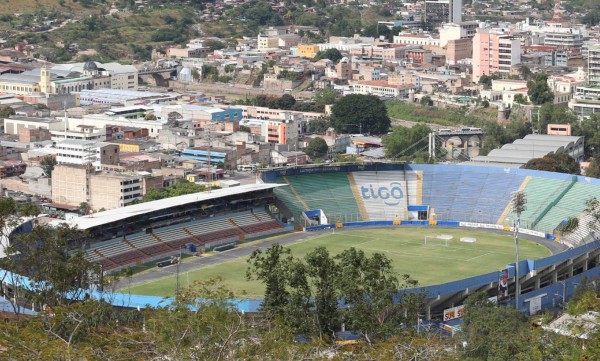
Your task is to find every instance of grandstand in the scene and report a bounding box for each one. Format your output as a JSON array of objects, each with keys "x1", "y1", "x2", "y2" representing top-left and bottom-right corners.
[
  {"x1": 51, "y1": 184, "x2": 289, "y2": 271},
  {"x1": 263, "y1": 164, "x2": 600, "y2": 245},
  {"x1": 84, "y1": 210, "x2": 283, "y2": 271}
]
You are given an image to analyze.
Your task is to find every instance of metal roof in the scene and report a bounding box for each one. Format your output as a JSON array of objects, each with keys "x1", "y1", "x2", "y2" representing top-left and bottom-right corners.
[{"x1": 51, "y1": 183, "x2": 283, "y2": 230}]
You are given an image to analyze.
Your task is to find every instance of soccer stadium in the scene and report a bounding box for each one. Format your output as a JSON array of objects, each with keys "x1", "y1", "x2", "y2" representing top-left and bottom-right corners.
[{"x1": 5, "y1": 163, "x2": 600, "y2": 323}]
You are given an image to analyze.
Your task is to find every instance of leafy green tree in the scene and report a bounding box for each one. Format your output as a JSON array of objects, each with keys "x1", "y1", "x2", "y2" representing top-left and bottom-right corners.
[
  {"x1": 79, "y1": 202, "x2": 91, "y2": 215},
  {"x1": 586, "y1": 158, "x2": 600, "y2": 178},
  {"x1": 204, "y1": 39, "x2": 226, "y2": 51},
  {"x1": 1, "y1": 223, "x2": 100, "y2": 308},
  {"x1": 513, "y1": 93, "x2": 529, "y2": 105},
  {"x1": 461, "y1": 292, "x2": 532, "y2": 361},
  {"x1": 305, "y1": 137, "x2": 329, "y2": 158},
  {"x1": 143, "y1": 181, "x2": 206, "y2": 202},
  {"x1": 382, "y1": 124, "x2": 431, "y2": 160},
  {"x1": 527, "y1": 73, "x2": 554, "y2": 105},
  {"x1": 274, "y1": 94, "x2": 296, "y2": 110},
  {"x1": 314, "y1": 88, "x2": 337, "y2": 106},
  {"x1": 246, "y1": 243, "x2": 293, "y2": 318},
  {"x1": 420, "y1": 95, "x2": 433, "y2": 106},
  {"x1": 523, "y1": 152, "x2": 580, "y2": 174},
  {"x1": 574, "y1": 113, "x2": 600, "y2": 156},
  {"x1": 304, "y1": 247, "x2": 339, "y2": 337},
  {"x1": 0, "y1": 106, "x2": 15, "y2": 118},
  {"x1": 313, "y1": 48, "x2": 343, "y2": 63},
  {"x1": 40, "y1": 156, "x2": 57, "y2": 178},
  {"x1": 582, "y1": 10, "x2": 600, "y2": 26},
  {"x1": 331, "y1": 94, "x2": 390, "y2": 135},
  {"x1": 519, "y1": 65, "x2": 533, "y2": 80},
  {"x1": 478, "y1": 74, "x2": 499, "y2": 88},
  {"x1": 309, "y1": 116, "x2": 331, "y2": 134},
  {"x1": 336, "y1": 248, "x2": 421, "y2": 343}
]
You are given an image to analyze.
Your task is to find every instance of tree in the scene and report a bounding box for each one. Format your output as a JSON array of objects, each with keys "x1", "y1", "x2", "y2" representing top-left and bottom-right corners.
[
  {"x1": 304, "y1": 247, "x2": 339, "y2": 337},
  {"x1": 305, "y1": 137, "x2": 329, "y2": 158},
  {"x1": 143, "y1": 181, "x2": 206, "y2": 202},
  {"x1": 336, "y1": 248, "x2": 421, "y2": 343},
  {"x1": 330, "y1": 94, "x2": 390, "y2": 135},
  {"x1": 1, "y1": 223, "x2": 100, "y2": 309},
  {"x1": 40, "y1": 156, "x2": 57, "y2": 178},
  {"x1": 313, "y1": 48, "x2": 343, "y2": 63},
  {"x1": 144, "y1": 113, "x2": 157, "y2": 120},
  {"x1": 309, "y1": 116, "x2": 331, "y2": 134},
  {"x1": 523, "y1": 152, "x2": 580, "y2": 174},
  {"x1": 461, "y1": 292, "x2": 532, "y2": 361},
  {"x1": 382, "y1": 124, "x2": 432, "y2": 160},
  {"x1": 79, "y1": 202, "x2": 91, "y2": 215},
  {"x1": 246, "y1": 243, "x2": 293, "y2": 318},
  {"x1": 574, "y1": 113, "x2": 600, "y2": 156},
  {"x1": 519, "y1": 65, "x2": 533, "y2": 80},
  {"x1": 586, "y1": 158, "x2": 600, "y2": 178},
  {"x1": 314, "y1": 88, "x2": 337, "y2": 106},
  {"x1": 204, "y1": 39, "x2": 226, "y2": 51},
  {"x1": 275, "y1": 94, "x2": 296, "y2": 110},
  {"x1": 478, "y1": 74, "x2": 499, "y2": 88},
  {"x1": 0, "y1": 106, "x2": 15, "y2": 118},
  {"x1": 513, "y1": 93, "x2": 529, "y2": 105},
  {"x1": 420, "y1": 95, "x2": 433, "y2": 106},
  {"x1": 527, "y1": 73, "x2": 554, "y2": 105},
  {"x1": 582, "y1": 10, "x2": 600, "y2": 26}
]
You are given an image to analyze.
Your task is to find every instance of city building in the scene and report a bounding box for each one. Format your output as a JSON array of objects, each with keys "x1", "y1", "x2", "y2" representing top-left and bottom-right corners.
[
  {"x1": 296, "y1": 44, "x2": 320, "y2": 58},
  {"x1": 54, "y1": 140, "x2": 119, "y2": 171},
  {"x1": 439, "y1": 21, "x2": 479, "y2": 47},
  {"x1": 51, "y1": 164, "x2": 143, "y2": 211},
  {"x1": 350, "y1": 80, "x2": 414, "y2": 98},
  {"x1": 424, "y1": 0, "x2": 462, "y2": 30},
  {"x1": 589, "y1": 45, "x2": 600, "y2": 84},
  {"x1": 472, "y1": 29, "x2": 521, "y2": 83}
]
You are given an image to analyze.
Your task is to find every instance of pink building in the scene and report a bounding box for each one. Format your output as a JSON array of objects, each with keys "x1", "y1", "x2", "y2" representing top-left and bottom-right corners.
[{"x1": 472, "y1": 29, "x2": 521, "y2": 83}]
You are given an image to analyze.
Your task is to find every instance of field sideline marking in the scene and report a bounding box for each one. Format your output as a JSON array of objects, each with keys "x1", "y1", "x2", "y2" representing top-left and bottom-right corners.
[{"x1": 466, "y1": 252, "x2": 493, "y2": 261}]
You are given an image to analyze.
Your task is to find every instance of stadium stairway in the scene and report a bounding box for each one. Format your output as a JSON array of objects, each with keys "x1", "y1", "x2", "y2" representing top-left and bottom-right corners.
[
  {"x1": 535, "y1": 182, "x2": 600, "y2": 234},
  {"x1": 503, "y1": 177, "x2": 571, "y2": 229}
]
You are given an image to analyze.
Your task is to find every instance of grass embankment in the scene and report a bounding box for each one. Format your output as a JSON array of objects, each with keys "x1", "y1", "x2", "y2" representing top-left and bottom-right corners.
[
  {"x1": 386, "y1": 100, "x2": 498, "y2": 127},
  {"x1": 123, "y1": 227, "x2": 551, "y2": 298}
]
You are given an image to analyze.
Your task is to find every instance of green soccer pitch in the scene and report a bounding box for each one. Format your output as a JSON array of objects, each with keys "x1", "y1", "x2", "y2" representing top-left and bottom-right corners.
[{"x1": 122, "y1": 227, "x2": 552, "y2": 299}]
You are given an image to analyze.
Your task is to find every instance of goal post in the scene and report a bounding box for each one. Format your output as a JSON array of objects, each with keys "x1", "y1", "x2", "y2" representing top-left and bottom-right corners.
[{"x1": 424, "y1": 234, "x2": 453, "y2": 246}]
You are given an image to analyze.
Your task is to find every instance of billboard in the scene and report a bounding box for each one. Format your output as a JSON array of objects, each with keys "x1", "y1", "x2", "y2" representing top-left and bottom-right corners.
[{"x1": 443, "y1": 305, "x2": 465, "y2": 322}]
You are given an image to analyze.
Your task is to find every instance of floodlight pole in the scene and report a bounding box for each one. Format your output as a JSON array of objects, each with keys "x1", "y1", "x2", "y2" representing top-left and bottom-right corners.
[{"x1": 511, "y1": 191, "x2": 526, "y2": 310}]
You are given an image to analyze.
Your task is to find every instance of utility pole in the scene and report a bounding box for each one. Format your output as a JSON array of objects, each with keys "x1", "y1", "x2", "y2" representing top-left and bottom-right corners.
[{"x1": 511, "y1": 191, "x2": 526, "y2": 310}]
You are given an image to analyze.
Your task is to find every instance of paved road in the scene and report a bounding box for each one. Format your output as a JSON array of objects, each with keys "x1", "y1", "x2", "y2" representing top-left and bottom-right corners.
[{"x1": 115, "y1": 225, "x2": 566, "y2": 290}]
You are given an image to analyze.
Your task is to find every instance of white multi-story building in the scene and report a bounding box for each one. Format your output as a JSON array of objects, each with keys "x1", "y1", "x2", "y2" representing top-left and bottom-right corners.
[
  {"x1": 55, "y1": 139, "x2": 119, "y2": 171},
  {"x1": 393, "y1": 33, "x2": 441, "y2": 47},
  {"x1": 350, "y1": 80, "x2": 415, "y2": 98},
  {"x1": 589, "y1": 45, "x2": 600, "y2": 84}
]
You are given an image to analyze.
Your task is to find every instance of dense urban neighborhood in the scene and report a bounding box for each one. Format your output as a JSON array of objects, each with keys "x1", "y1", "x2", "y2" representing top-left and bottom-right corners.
[{"x1": 0, "y1": 0, "x2": 600, "y2": 359}]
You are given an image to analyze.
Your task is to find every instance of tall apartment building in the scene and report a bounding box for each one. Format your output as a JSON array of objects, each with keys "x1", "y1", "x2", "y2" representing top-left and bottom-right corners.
[
  {"x1": 589, "y1": 45, "x2": 600, "y2": 84},
  {"x1": 424, "y1": 0, "x2": 462, "y2": 30},
  {"x1": 472, "y1": 29, "x2": 521, "y2": 83}
]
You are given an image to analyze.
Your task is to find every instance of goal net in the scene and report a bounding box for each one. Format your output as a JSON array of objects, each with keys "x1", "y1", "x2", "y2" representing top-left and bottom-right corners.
[{"x1": 424, "y1": 234, "x2": 453, "y2": 246}]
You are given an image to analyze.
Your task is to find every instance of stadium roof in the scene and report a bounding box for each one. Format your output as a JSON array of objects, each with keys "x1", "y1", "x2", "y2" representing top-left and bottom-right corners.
[
  {"x1": 468, "y1": 134, "x2": 584, "y2": 168},
  {"x1": 52, "y1": 183, "x2": 284, "y2": 230}
]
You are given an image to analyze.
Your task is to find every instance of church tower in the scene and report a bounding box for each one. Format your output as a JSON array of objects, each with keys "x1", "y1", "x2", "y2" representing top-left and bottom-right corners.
[{"x1": 40, "y1": 64, "x2": 51, "y2": 94}]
